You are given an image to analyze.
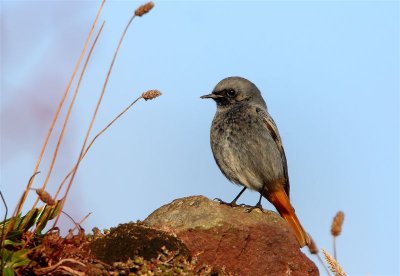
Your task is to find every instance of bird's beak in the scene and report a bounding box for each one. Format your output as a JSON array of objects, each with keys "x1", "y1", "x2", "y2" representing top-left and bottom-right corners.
[{"x1": 200, "y1": 93, "x2": 223, "y2": 99}]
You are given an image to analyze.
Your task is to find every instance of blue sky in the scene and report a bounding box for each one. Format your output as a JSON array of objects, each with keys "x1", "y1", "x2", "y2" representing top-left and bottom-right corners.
[{"x1": 1, "y1": 1, "x2": 399, "y2": 275}]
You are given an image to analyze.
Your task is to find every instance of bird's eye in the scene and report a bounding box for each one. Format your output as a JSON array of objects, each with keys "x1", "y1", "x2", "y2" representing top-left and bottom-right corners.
[{"x1": 226, "y1": 89, "x2": 236, "y2": 97}]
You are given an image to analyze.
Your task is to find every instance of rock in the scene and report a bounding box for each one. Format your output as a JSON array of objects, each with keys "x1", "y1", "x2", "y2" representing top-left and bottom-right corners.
[
  {"x1": 89, "y1": 223, "x2": 190, "y2": 265},
  {"x1": 144, "y1": 195, "x2": 319, "y2": 276}
]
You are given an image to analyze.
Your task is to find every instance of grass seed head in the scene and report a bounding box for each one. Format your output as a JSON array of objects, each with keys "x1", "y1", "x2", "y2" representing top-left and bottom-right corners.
[
  {"x1": 322, "y1": 249, "x2": 347, "y2": 276},
  {"x1": 142, "y1": 89, "x2": 162, "y2": 101},
  {"x1": 307, "y1": 235, "x2": 319, "y2": 254},
  {"x1": 331, "y1": 211, "x2": 345, "y2": 237},
  {"x1": 35, "y1": 188, "x2": 56, "y2": 206},
  {"x1": 135, "y1": 2, "x2": 154, "y2": 17}
]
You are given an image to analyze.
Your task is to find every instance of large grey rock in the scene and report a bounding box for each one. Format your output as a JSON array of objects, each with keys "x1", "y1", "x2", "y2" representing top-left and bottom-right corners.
[{"x1": 144, "y1": 195, "x2": 318, "y2": 276}]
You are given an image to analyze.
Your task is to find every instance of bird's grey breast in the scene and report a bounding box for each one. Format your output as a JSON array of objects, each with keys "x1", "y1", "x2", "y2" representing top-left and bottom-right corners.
[{"x1": 210, "y1": 104, "x2": 285, "y2": 191}]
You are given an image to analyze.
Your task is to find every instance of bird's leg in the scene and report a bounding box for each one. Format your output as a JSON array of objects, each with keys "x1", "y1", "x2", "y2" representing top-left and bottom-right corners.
[
  {"x1": 242, "y1": 192, "x2": 264, "y2": 213},
  {"x1": 215, "y1": 187, "x2": 247, "y2": 207}
]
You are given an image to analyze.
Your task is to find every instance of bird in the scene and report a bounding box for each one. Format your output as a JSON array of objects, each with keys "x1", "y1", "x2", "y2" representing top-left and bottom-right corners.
[{"x1": 201, "y1": 76, "x2": 310, "y2": 247}]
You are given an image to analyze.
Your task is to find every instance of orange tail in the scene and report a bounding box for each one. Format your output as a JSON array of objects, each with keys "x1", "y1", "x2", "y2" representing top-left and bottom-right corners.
[{"x1": 264, "y1": 188, "x2": 310, "y2": 247}]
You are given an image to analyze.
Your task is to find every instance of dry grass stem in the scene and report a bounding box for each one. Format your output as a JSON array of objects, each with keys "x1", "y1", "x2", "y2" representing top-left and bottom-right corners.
[
  {"x1": 54, "y1": 3, "x2": 151, "y2": 226},
  {"x1": 78, "y1": 96, "x2": 142, "y2": 159},
  {"x1": 0, "y1": 191, "x2": 7, "y2": 271},
  {"x1": 77, "y1": 212, "x2": 92, "y2": 226},
  {"x1": 27, "y1": 22, "x2": 106, "y2": 242},
  {"x1": 61, "y1": 211, "x2": 80, "y2": 228},
  {"x1": 13, "y1": 0, "x2": 106, "y2": 219},
  {"x1": 52, "y1": 21, "x2": 106, "y2": 200},
  {"x1": 69, "y1": 212, "x2": 93, "y2": 232},
  {"x1": 323, "y1": 249, "x2": 346, "y2": 276},
  {"x1": 58, "y1": 90, "x2": 161, "y2": 194},
  {"x1": 39, "y1": 21, "x2": 106, "y2": 202},
  {"x1": 135, "y1": 2, "x2": 154, "y2": 16},
  {"x1": 142, "y1": 89, "x2": 162, "y2": 100}
]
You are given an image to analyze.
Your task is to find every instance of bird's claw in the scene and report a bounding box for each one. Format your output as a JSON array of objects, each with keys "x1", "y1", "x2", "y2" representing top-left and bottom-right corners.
[
  {"x1": 241, "y1": 203, "x2": 264, "y2": 213},
  {"x1": 214, "y1": 198, "x2": 239, "y2": 207}
]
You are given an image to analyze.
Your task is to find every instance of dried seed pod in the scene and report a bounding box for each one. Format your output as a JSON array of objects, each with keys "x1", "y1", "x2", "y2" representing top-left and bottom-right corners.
[
  {"x1": 135, "y1": 2, "x2": 154, "y2": 17},
  {"x1": 331, "y1": 211, "x2": 345, "y2": 237},
  {"x1": 307, "y1": 235, "x2": 319, "y2": 254},
  {"x1": 35, "y1": 188, "x2": 56, "y2": 206},
  {"x1": 142, "y1": 89, "x2": 162, "y2": 101}
]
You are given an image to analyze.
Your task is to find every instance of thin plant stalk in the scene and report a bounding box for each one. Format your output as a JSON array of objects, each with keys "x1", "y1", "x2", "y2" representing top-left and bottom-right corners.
[
  {"x1": 56, "y1": 95, "x2": 144, "y2": 197},
  {"x1": 53, "y1": 10, "x2": 141, "y2": 226},
  {"x1": 57, "y1": 89, "x2": 160, "y2": 193},
  {"x1": 25, "y1": 20, "x2": 106, "y2": 242},
  {"x1": 70, "y1": 212, "x2": 93, "y2": 233},
  {"x1": 60, "y1": 211, "x2": 92, "y2": 232},
  {"x1": 1, "y1": 191, "x2": 8, "y2": 273},
  {"x1": 46, "y1": 20, "x2": 105, "y2": 201},
  {"x1": 13, "y1": 0, "x2": 106, "y2": 219},
  {"x1": 317, "y1": 254, "x2": 331, "y2": 276},
  {"x1": 36, "y1": 21, "x2": 107, "y2": 205},
  {"x1": 333, "y1": 238, "x2": 337, "y2": 261}
]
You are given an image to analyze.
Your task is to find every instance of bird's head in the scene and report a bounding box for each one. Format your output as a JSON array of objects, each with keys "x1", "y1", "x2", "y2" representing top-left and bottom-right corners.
[{"x1": 201, "y1": 76, "x2": 266, "y2": 109}]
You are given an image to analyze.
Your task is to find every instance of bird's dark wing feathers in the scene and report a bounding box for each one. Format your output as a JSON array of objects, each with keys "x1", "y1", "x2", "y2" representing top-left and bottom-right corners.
[{"x1": 256, "y1": 107, "x2": 290, "y2": 197}]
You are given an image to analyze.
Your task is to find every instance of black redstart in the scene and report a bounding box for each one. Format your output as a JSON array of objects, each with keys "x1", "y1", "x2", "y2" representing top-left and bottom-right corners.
[{"x1": 201, "y1": 76, "x2": 310, "y2": 247}]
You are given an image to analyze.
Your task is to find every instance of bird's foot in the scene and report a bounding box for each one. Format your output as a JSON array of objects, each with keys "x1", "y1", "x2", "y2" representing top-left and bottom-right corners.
[
  {"x1": 241, "y1": 202, "x2": 264, "y2": 213},
  {"x1": 214, "y1": 198, "x2": 239, "y2": 207}
]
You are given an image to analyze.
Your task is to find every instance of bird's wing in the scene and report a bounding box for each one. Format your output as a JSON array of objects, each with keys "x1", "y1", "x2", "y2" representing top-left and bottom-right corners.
[{"x1": 256, "y1": 107, "x2": 290, "y2": 197}]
